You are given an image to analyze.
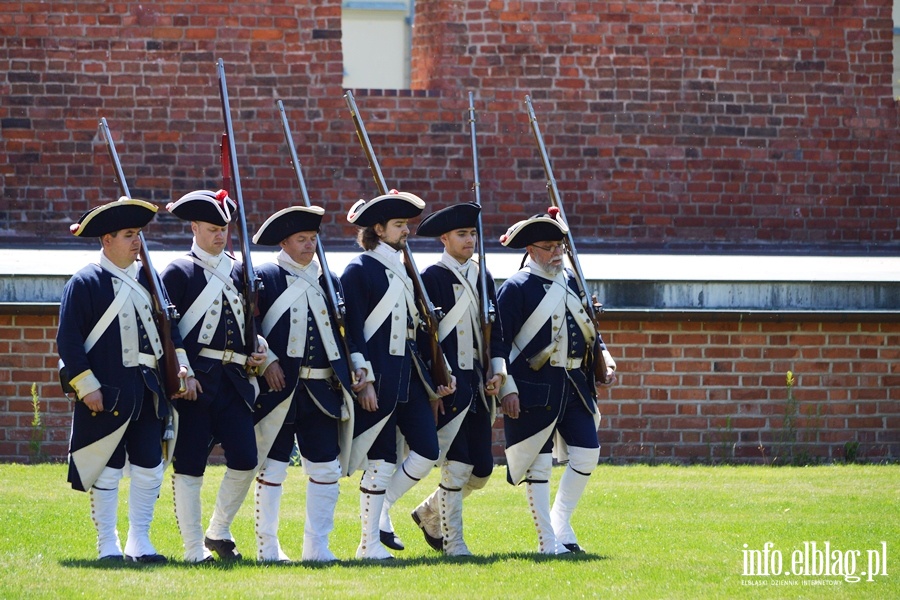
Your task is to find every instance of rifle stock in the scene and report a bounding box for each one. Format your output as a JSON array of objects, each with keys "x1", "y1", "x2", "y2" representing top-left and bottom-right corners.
[
  {"x1": 98, "y1": 118, "x2": 184, "y2": 397},
  {"x1": 276, "y1": 100, "x2": 357, "y2": 390},
  {"x1": 343, "y1": 91, "x2": 452, "y2": 390},
  {"x1": 524, "y1": 96, "x2": 611, "y2": 384},
  {"x1": 217, "y1": 59, "x2": 261, "y2": 365},
  {"x1": 466, "y1": 92, "x2": 495, "y2": 384}
]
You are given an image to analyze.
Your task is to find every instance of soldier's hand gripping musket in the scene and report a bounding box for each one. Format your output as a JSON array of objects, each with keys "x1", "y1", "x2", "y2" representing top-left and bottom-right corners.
[{"x1": 524, "y1": 96, "x2": 615, "y2": 385}]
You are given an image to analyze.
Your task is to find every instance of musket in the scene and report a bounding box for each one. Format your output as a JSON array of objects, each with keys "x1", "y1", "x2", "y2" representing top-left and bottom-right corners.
[
  {"x1": 217, "y1": 58, "x2": 261, "y2": 366},
  {"x1": 98, "y1": 117, "x2": 185, "y2": 397},
  {"x1": 524, "y1": 96, "x2": 611, "y2": 384},
  {"x1": 466, "y1": 92, "x2": 496, "y2": 385},
  {"x1": 343, "y1": 90, "x2": 453, "y2": 389},
  {"x1": 276, "y1": 99, "x2": 357, "y2": 390}
]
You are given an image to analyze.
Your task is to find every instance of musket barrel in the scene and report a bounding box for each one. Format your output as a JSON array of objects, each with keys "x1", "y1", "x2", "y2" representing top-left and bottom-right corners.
[
  {"x1": 277, "y1": 100, "x2": 356, "y2": 389},
  {"x1": 217, "y1": 58, "x2": 260, "y2": 361},
  {"x1": 343, "y1": 90, "x2": 452, "y2": 389},
  {"x1": 524, "y1": 95, "x2": 610, "y2": 383},
  {"x1": 344, "y1": 91, "x2": 388, "y2": 196},
  {"x1": 467, "y1": 92, "x2": 495, "y2": 382},
  {"x1": 97, "y1": 118, "x2": 183, "y2": 395}
]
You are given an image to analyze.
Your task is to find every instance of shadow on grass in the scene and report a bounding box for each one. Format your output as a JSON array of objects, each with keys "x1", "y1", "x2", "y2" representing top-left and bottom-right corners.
[
  {"x1": 60, "y1": 551, "x2": 609, "y2": 570},
  {"x1": 334, "y1": 551, "x2": 610, "y2": 569},
  {"x1": 59, "y1": 557, "x2": 251, "y2": 570}
]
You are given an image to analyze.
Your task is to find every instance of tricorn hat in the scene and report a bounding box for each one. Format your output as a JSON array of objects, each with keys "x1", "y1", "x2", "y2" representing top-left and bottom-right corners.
[
  {"x1": 166, "y1": 189, "x2": 237, "y2": 226},
  {"x1": 347, "y1": 190, "x2": 425, "y2": 227},
  {"x1": 415, "y1": 202, "x2": 481, "y2": 238},
  {"x1": 252, "y1": 205, "x2": 325, "y2": 246},
  {"x1": 69, "y1": 197, "x2": 157, "y2": 237},
  {"x1": 499, "y1": 206, "x2": 569, "y2": 249}
]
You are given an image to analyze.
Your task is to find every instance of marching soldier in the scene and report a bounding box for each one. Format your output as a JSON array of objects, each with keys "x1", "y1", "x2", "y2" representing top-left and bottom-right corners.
[
  {"x1": 409, "y1": 202, "x2": 507, "y2": 555},
  {"x1": 340, "y1": 191, "x2": 455, "y2": 560},
  {"x1": 57, "y1": 198, "x2": 197, "y2": 563},
  {"x1": 495, "y1": 209, "x2": 617, "y2": 554},
  {"x1": 250, "y1": 206, "x2": 355, "y2": 563},
  {"x1": 161, "y1": 190, "x2": 267, "y2": 563}
]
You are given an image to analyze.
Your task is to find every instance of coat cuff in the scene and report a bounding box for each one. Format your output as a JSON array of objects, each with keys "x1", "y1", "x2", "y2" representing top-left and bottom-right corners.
[
  {"x1": 491, "y1": 357, "x2": 508, "y2": 388},
  {"x1": 602, "y1": 350, "x2": 616, "y2": 372},
  {"x1": 262, "y1": 348, "x2": 279, "y2": 374},
  {"x1": 350, "y1": 352, "x2": 375, "y2": 383},
  {"x1": 499, "y1": 373, "x2": 518, "y2": 400},
  {"x1": 71, "y1": 369, "x2": 101, "y2": 399},
  {"x1": 175, "y1": 348, "x2": 195, "y2": 378}
]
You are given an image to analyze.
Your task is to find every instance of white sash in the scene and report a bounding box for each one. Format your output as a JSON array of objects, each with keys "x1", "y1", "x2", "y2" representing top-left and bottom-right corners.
[
  {"x1": 509, "y1": 278, "x2": 566, "y2": 364},
  {"x1": 177, "y1": 255, "x2": 244, "y2": 344},
  {"x1": 436, "y1": 258, "x2": 483, "y2": 370},
  {"x1": 83, "y1": 281, "x2": 130, "y2": 354},
  {"x1": 262, "y1": 262, "x2": 342, "y2": 362},
  {"x1": 86, "y1": 258, "x2": 163, "y2": 364},
  {"x1": 509, "y1": 268, "x2": 596, "y2": 365},
  {"x1": 362, "y1": 251, "x2": 418, "y2": 355},
  {"x1": 261, "y1": 276, "x2": 311, "y2": 338}
]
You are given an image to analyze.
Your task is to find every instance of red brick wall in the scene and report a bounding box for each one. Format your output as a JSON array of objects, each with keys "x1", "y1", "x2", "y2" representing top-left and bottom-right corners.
[
  {"x1": 2, "y1": 1, "x2": 899, "y2": 252},
  {"x1": 5, "y1": 312, "x2": 897, "y2": 464}
]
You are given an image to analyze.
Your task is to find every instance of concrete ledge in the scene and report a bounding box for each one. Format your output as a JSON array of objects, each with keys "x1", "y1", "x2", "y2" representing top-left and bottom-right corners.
[{"x1": 3, "y1": 249, "x2": 899, "y2": 317}]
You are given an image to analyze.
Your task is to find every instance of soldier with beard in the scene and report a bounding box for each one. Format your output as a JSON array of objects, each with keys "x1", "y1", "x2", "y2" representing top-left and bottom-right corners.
[
  {"x1": 495, "y1": 208, "x2": 617, "y2": 555},
  {"x1": 340, "y1": 191, "x2": 456, "y2": 560}
]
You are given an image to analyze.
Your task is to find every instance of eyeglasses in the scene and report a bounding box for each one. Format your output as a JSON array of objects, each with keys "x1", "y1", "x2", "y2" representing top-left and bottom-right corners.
[{"x1": 531, "y1": 242, "x2": 567, "y2": 254}]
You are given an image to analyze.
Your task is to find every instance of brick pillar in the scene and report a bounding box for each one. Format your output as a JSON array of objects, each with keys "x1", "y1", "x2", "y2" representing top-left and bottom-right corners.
[{"x1": 411, "y1": 0, "x2": 469, "y2": 90}]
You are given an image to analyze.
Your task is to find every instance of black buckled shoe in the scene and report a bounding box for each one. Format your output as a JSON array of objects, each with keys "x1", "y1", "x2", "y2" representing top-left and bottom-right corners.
[
  {"x1": 411, "y1": 511, "x2": 443, "y2": 552},
  {"x1": 125, "y1": 553, "x2": 168, "y2": 564},
  {"x1": 562, "y1": 543, "x2": 585, "y2": 553},
  {"x1": 204, "y1": 537, "x2": 242, "y2": 561},
  {"x1": 379, "y1": 530, "x2": 405, "y2": 551},
  {"x1": 98, "y1": 554, "x2": 123, "y2": 562}
]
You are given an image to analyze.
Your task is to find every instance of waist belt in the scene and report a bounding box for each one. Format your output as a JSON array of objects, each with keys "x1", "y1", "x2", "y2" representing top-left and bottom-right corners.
[
  {"x1": 550, "y1": 357, "x2": 583, "y2": 370},
  {"x1": 199, "y1": 348, "x2": 248, "y2": 366},
  {"x1": 299, "y1": 366, "x2": 334, "y2": 380},
  {"x1": 137, "y1": 352, "x2": 158, "y2": 369}
]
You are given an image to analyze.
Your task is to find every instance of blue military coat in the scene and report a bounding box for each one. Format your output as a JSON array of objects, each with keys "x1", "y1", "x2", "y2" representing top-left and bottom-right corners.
[
  {"x1": 57, "y1": 262, "x2": 171, "y2": 491},
  {"x1": 420, "y1": 261, "x2": 506, "y2": 416},
  {"x1": 160, "y1": 253, "x2": 256, "y2": 408},
  {"x1": 254, "y1": 261, "x2": 354, "y2": 422}
]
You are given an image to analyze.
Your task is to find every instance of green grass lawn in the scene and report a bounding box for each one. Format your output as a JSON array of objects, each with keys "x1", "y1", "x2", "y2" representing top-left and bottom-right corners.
[{"x1": 0, "y1": 464, "x2": 896, "y2": 599}]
